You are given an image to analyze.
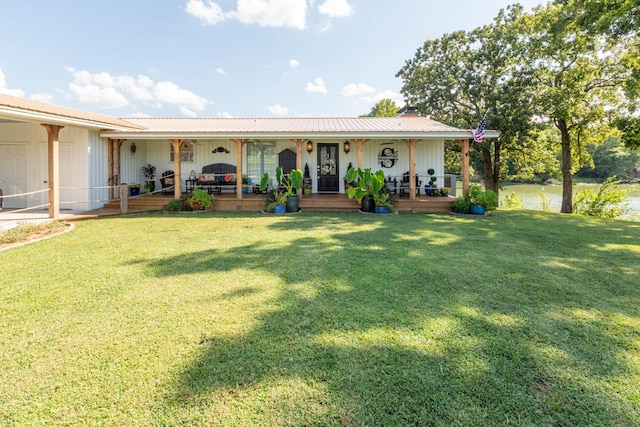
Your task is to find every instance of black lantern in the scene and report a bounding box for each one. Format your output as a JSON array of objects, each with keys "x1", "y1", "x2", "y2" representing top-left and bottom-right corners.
[
  {"x1": 343, "y1": 140, "x2": 351, "y2": 154},
  {"x1": 306, "y1": 140, "x2": 313, "y2": 153}
]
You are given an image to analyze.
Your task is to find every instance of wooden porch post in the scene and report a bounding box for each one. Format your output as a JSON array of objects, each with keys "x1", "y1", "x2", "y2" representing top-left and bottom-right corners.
[
  {"x1": 292, "y1": 139, "x2": 303, "y2": 170},
  {"x1": 355, "y1": 139, "x2": 368, "y2": 169},
  {"x1": 404, "y1": 139, "x2": 419, "y2": 201},
  {"x1": 231, "y1": 139, "x2": 244, "y2": 200},
  {"x1": 110, "y1": 139, "x2": 126, "y2": 199},
  {"x1": 169, "y1": 139, "x2": 185, "y2": 198},
  {"x1": 108, "y1": 139, "x2": 114, "y2": 198},
  {"x1": 41, "y1": 124, "x2": 64, "y2": 218},
  {"x1": 459, "y1": 139, "x2": 470, "y2": 198}
]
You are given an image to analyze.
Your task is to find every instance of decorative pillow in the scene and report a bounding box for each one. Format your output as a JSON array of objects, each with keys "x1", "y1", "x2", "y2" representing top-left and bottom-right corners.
[
  {"x1": 198, "y1": 173, "x2": 205, "y2": 182},
  {"x1": 199, "y1": 173, "x2": 215, "y2": 182},
  {"x1": 164, "y1": 178, "x2": 174, "y2": 185},
  {"x1": 224, "y1": 173, "x2": 232, "y2": 182}
]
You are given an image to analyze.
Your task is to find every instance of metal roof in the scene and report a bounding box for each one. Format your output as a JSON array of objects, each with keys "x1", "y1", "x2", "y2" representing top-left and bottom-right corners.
[
  {"x1": 0, "y1": 93, "x2": 144, "y2": 130},
  {"x1": 100, "y1": 117, "x2": 497, "y2": 140},
  {"x1": 0, "y1": 93, "x2": 499, "y2": 139}
]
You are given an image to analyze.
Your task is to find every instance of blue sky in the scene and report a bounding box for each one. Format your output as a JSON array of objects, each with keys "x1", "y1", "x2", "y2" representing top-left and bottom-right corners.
[{"x1": 0, "y1": 0, "x2": 542, "y2": 119}]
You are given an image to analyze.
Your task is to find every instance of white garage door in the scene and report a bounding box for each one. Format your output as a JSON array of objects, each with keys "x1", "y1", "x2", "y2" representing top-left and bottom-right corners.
[{"x1": 0, "y1": 143, "x2": 28, "y2": 208}]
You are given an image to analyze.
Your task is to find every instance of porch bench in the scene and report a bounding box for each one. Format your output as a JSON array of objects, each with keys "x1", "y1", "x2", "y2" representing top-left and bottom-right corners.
[{"x1": 195, "y1": 163, "x2": 238, "y2": 194}]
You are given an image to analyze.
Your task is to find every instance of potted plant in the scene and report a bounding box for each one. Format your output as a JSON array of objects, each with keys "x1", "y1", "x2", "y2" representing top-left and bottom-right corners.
[
  {"x1": 303, "y1": 163, "x2": 312, "y2": 189},
  {"x1": 452, "y1": 196, "x2": 471, "y2": 214},
  {"x1": 185, "y1": 187, "x2": 213, "y2": 211},
  {"x1": 441, "y1": 187, "x2": 451, "y2": 197},
  {"x1": 425, "y1": 168, "x2": 437, "y2": 195},
  {"x1": 281, "y1": 168, "x2": 303, "y2": 212},
  {"x1": 141, "y1": 163, "x2": 157, "y2": 193},
  {"x1": 128, "y1": 183, "x2": 141, "y2": 196},
  {"x1": 259, "y1": 170, "x2": 287, "y2": 213},
  {"x1": 303, "y1": 183, "x2": 312, "y2": 196},
  {"x1": 242, "y1": 175, "x2": 249, "y2": 194},
  {"x1": 262, "y1": 188, "x2": 288, "y2": 213},
  {"x1": 468, "y1": 184, "x2": 498, "y2": 215},
  {"x1": 345, "y1": 167, "x2": 385, "y2": 213},
  {"x1": 373, "y1": 189, "x2": 394, "y2": 214}
]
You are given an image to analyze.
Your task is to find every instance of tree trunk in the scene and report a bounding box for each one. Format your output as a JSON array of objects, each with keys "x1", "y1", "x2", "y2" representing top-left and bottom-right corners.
[
  {"x1": 557, "y1": 119, "x2": 573, "y2": 213},
  {"x1": 481, "y1": 144, "x2": 500, "y2": 193}
]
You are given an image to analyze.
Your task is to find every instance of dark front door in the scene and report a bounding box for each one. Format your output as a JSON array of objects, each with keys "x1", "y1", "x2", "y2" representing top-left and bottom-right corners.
[{"x1": 317, "y1": 143, "x2": 339, "y2": 192}]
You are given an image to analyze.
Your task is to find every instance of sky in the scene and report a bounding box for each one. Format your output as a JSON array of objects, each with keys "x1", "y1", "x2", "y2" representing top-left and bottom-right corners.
[{"x1": 0, "y1": 0, "x2": 544, "y2": 119}]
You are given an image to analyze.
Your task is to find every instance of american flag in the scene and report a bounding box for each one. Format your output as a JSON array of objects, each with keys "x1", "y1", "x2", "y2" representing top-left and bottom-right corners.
[{"x1": 472, "y1": 116, "x2": 486, "y2": 143}]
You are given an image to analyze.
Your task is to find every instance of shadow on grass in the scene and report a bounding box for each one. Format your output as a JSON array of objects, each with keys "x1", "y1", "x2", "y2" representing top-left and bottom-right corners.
[{"x1": 135, "y1": 211, "x2": 639, "y2": 425}]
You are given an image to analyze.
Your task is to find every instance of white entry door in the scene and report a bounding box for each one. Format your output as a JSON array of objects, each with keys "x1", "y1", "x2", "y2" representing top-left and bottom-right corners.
[
  {"x1": 40, "y1": 143, "x2": 75, "y2": 209},
  {"x1": 0, "y1": 143, "x2": 28, "y2": 208}
]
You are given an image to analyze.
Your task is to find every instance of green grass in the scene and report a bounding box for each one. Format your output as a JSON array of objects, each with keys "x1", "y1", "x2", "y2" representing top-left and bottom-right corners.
[{"x1": 1, "y1": 211, "x2": 639, "y2": 426}]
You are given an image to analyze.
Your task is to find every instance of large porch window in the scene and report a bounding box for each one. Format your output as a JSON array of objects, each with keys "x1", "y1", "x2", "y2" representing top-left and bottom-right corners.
[
  {"x1": 246, "y1": 142, "x2": 276, "y2": 184},
  {"x1": 170, "y1": 141, "x2": 194, "y2": 162}
]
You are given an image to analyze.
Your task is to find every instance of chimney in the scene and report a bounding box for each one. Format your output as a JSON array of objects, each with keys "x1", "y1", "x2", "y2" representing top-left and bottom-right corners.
[{"x1": 397, "y1": 105, "x2": 420, "y2": 117}]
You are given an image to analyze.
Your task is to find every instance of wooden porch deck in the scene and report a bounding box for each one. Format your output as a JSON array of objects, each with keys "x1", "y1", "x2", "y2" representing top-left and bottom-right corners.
[{"x1": 104, "y1": 192, "x2": 454, "y2": 213}]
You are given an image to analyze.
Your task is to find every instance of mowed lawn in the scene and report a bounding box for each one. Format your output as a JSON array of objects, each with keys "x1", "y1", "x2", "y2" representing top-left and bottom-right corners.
[{"x1": 1, "y1": 211, "x2": 639, "y2": 426}]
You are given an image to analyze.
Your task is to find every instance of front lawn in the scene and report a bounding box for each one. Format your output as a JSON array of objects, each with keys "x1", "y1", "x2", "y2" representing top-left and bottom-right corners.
[{"x1": 1, "y1": 211, "x2": 639, "y2": 426}]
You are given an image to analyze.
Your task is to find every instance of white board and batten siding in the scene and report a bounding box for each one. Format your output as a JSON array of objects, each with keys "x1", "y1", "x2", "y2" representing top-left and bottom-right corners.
[{"x1": 0, "y1": 122, "x2": 109, "y2": 210}]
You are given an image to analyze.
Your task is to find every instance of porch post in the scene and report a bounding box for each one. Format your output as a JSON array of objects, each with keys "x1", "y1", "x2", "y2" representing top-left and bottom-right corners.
[
  {"x1": 169, "y1": 139, "x2": 185, "y2": 198},
  {"x1": 232, "y1": 139, "x2": 244, "y2": 200},
  {"x1": 355, "y1": 139, "x2": 368, "y2": 169},
  {"x1": 42, "y1": 124, "x2": 63, "y2": 218},
  {"x1": 292, "y1": 139, "x2": 303, "y2": 170},
  {"x1": 460, "y1": 139, "x2": 470, "y2": 198},
  {"x1": 108, "y1": 139, "x2": 114, "y2": 198},
  {"x1": 404, "y1": 139, "x2": 418, "y2": 201},
  {"x1": 110, "y1": 139, "x2": 126, "y2": 199}
]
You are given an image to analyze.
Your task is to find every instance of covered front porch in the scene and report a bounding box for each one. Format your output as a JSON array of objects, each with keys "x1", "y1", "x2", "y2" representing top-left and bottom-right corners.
[{"x1": 103, "y1": 191, "x2": 455, "y2": 213}]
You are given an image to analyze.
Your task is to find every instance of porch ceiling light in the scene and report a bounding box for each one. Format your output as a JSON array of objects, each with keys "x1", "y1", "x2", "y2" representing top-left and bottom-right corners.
[
  {"x1": 343, "y1": 140, "x2": 351, "y2": 154},
  {"x1": 306, "y1": 140, "x2": 313, "y2": 153}
]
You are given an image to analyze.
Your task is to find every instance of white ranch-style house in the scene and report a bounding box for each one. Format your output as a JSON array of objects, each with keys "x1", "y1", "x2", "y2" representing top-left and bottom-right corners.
[{"x1": 0, "y1": 93, "x2": 497, "y2": 217}]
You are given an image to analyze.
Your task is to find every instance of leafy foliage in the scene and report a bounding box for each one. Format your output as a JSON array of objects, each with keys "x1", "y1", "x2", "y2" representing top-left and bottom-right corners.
[
  {"x1": 345, "y1": 168, "x2": 385, "y2": 203},
  {"x1": 468, "y1": 184, "x2": 499, "y2": 211},
  {"x1": 573, "y1": 176, "x2": 630, "y2": 218},
  {"x1": 396, "y1": 5, "x2": 534, "y2": 192},
  {"x1": 185, "y1": 187, "x2": 213, "y2": 210},
  {"x1": 502, "y1": 192, "x2": 525, "y2": 209},
  {"x1": 361, "y1": 98, "x2": 399, "y2": 117}
]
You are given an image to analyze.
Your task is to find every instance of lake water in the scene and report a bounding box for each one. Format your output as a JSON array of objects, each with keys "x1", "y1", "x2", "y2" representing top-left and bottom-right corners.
[{"x1": 457, "y1": 183, "x2": 640, "y2": 221}]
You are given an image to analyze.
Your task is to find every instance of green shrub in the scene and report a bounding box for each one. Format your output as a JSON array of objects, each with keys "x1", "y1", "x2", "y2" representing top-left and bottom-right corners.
[
  {"x1": 573, "y1": 176, "x2": 630, "y2": 218},
  {"x1": 502, "y1": 192, "x2": 524, "y2": 209},
  {"x1": 166, "y1": 199, "x2": 185, "y2": 212},
  {"x1": 469, "y1": 184, "x2": 498, "y2": 211},
  {"x1": 538, "y1": 189, "x2": 552, "y2": 211}
]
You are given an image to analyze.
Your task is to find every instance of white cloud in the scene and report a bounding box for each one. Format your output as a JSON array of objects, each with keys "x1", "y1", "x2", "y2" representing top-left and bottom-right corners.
[
  {"x1": 305, "y1": 77, "x2": 327, "y2": 94},
  {"x1": 266, "y1": 104, "x2": 289, "y2": 115},
  {"x1": 185, "y1": 0, "x2": 227, "y2": 25},
  {"x1": 0, "y1": 68, "x2": 25, "y2": 97},
  {"x1": 215, "y1": 67, "x2": 226, "y2": 74},
  {"x1": 29, "y1": 93, "x2": 54, "y2": 103},
  {"x1": 180, "y1": 106, "x2": 199, "y2": 117},
  {"x1": 317, "y1": 0, "x2": 353, "y2": 17},
  {"x1": 67, "y1": 83, "x2": 130, "y2": 109},
  {"x1": 288, "y1": 59, "x2": 299, "y2": 68},
  {"x1": 218, "y1": 111, "x2": 233, "y2": 118},
  {"x1": 186, "y1": 0, "x2": 307, "y2": 29},
  {"x1": 361, "y1": 89, "x2": 404, "y2": 105},
  {"x1": 123, "y1": 112, "x2": 153, "y2": 118},
  {"x1": 154, "y1": 81, "x2": 208, "y2": 111},
  {"x1": 234, "y1": 0, "x2": 307, "y2": 29},
  {"x1": 341, "y1": 83, "x2": 375, "y2": 96},
  {"x1": 64, "y1": 68, "x2": 209, "y2": 112}
]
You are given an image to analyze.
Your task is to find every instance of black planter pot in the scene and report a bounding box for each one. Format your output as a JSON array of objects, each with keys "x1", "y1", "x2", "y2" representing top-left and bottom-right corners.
[
  {"x1": 361, "y1": 195, "x2": 375, "y2": 213},
  {"x1": 286, "y1": 195, "x2": 299, "y2": 212}
]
